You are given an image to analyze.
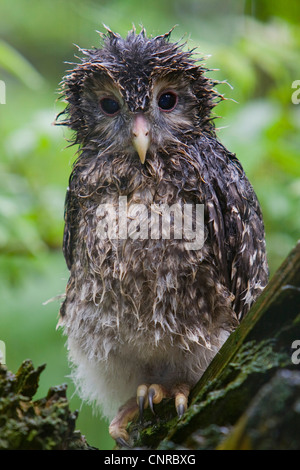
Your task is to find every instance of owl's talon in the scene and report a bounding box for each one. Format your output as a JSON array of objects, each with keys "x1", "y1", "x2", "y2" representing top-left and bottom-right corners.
[
  {"x1": 116, "y1": 437, "x2": 132, "y2": 449},
  {"x1": 148, "y1": 383, "x2": 168, "y2": 414},
  {"x1": 138, "y1": 396, "x2": 145, "y2": 421},
  {"x1": 148, "y1": 387, "x2": 156, "y2": 414},
  {"x1": 176, "y1": 402, "x2": 186, "y2": 418},
  {"x1": 174, "y1": 388, "x2": 189, "y2": 418},
  {"x1": 137, "y1": 384, "x2": 148, "y2": 421}
]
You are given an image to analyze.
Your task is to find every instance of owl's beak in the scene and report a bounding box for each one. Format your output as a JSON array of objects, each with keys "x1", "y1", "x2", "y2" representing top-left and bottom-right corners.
[{"x1": 132, "y1": 114, "x2": 150, "y2": 164}]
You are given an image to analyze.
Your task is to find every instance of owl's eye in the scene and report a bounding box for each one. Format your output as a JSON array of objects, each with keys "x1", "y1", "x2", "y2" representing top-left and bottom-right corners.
[
  {"x1": 158, "y1": 91, "x2": 178, "y2": 112},
  {"x1": 100, "y1": 97, "x2": 121, "y2": 116}
]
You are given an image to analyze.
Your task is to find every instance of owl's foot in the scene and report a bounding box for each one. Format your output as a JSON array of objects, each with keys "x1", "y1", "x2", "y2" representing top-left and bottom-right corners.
[
  {"x1": 137, "y1": 383, "x2": 190, "y2": 420},
  {"x1": 109, "y1": 397, "x2": 139, "y2": 447},
  {"x1": 109, "y1": 383, "x2": 190, "y2": 446}
]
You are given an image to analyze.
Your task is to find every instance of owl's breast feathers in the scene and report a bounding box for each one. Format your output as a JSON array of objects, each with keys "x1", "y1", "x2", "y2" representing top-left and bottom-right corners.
[{"x1": 60, "y1": 134, "x2": 268, "y2": 362}]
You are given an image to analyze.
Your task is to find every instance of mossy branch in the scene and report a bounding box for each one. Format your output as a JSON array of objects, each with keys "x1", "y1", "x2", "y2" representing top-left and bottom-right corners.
[{"x1": 0, "y1": 360, "x2": 95, "y2": 450}]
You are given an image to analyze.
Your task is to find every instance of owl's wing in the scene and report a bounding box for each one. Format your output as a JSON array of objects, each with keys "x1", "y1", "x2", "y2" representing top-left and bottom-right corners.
[
  {"x1": 226, "y1": 160, "x2": 268, "y2": 320},
  {"x1": 201, "y1": 142, "x2": 268, "y2": 320}
]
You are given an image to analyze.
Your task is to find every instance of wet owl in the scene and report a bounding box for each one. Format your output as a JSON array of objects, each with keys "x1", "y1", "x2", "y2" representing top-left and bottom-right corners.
[{"x1": 56, "y1": 27, "x2": 268, "y2": 446}]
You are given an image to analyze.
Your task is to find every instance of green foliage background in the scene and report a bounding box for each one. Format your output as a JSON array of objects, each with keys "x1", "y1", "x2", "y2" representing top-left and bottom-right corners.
[{"x1": 0, "y1": 0, "x2": 299, "y2": 449}]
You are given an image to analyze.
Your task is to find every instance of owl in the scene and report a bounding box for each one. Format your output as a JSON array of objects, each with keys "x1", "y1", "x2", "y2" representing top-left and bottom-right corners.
[{"x1": 56, "y1": 27, "x2": 268, "y2": 446}]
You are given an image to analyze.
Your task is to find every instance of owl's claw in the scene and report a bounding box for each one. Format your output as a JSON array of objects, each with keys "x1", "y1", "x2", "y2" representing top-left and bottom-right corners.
[
  {"x1": 138, "y1": 396, "x2": 145, "y2": 420},
  {"x1": 137, "y1": 384, "x2": 148, "y2": 421},
  {"x1": 176, "y1": 403, "x2": 186, "y2": 418},
  {"x1": 148, "y1": 384, "x2": 168, "y2": 414},
  {"x1": 174, "y1": 385, "x2": 190, "y2": 418},
  {"x1": 175, "y1": 392, "x2": 188, "y2": 418},
  {"x1": 115, "y1": 437, "x2": 132, "y2": 449},
  {"x1": 148, "y1": 387, "x2": 156, "y2": 414}
]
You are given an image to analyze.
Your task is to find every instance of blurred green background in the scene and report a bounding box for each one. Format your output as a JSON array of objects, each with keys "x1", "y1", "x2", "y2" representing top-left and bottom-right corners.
[{"x1": 0, "y1": 0, "x2": 299, "y2": 450}]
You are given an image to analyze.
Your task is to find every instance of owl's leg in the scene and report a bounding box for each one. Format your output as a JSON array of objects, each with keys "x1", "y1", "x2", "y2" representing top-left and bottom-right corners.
[
  {"x1": 109, "y1": 397, "x2": 139, "y2": 447},
  {"x1": 137, "y1": 383, "x2": 190, "y2": 420}
]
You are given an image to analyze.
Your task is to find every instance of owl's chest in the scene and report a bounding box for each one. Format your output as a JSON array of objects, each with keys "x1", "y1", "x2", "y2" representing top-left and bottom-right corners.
[
  {"x1": 80, "y1": 181, "x2": 206, "y2": 273},
  {"x1": 71, "y1": 181, "x2": 208, "y2": 329},
  {"x1": 67, "y1": 175, "x2": 228, "y2": 350}
]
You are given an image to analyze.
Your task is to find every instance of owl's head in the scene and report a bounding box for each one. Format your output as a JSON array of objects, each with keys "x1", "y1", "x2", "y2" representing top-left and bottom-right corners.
[{"x1": 57, "y1": 27, "x2": 221, "y2": 164}]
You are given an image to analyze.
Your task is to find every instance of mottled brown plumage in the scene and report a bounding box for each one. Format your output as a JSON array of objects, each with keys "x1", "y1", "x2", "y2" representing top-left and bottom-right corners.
[{"x1": 56, "y1": 27, "x2": 268, "y2": 444}]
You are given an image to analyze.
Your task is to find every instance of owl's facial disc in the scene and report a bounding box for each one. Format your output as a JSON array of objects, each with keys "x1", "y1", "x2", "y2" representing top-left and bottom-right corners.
[{"x1": 132, "y1": 114, "x2": 150, "y2": 164}]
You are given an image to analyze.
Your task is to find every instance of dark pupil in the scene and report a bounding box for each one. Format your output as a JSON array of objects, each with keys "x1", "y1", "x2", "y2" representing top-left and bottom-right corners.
[
  {"x1": 158, "y1": 92, "x2": 177, "y2": 110},
  {"x1": 100, "y1": 98, "x2": 120, "y2": 115}
]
